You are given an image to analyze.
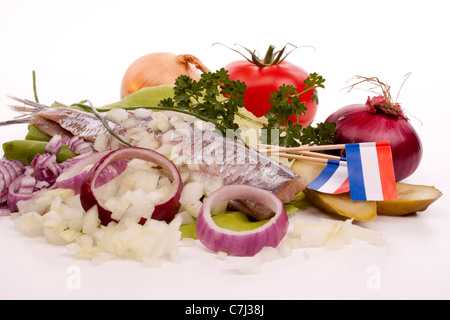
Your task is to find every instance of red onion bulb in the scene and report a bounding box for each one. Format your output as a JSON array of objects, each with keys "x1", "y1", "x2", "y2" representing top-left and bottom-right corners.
[{"x1": 326, "y1": 96, "x2": 422, "y2": 181}]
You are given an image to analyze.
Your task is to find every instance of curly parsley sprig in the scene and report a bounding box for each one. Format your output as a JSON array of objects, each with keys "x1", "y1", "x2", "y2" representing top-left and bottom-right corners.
[
  {"x1": 260, "y1": 73, "x2": 336, "y2": 148},
  {"x1": 159, "y1": 68, "x2": 245, "y2": 137}
]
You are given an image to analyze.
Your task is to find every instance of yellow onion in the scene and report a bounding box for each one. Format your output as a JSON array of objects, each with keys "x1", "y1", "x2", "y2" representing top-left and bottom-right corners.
[{"x1": 120, "y1": 52, "x2": 210, "y2": 98}]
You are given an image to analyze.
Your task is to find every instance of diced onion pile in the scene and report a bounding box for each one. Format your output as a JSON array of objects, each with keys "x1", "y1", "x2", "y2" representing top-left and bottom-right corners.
[
  {"x1": 233, "y1": 218, "x2": 385, "y2": 274},
  {"x1": 289, "y1": 218, "x2": 386, "y2": 250},
  {"x1": 13, "y1": 189, "x2": 184, "y2": 266},
  {"x1": 89, "y1": 155, "x2": 180, "y2": 224}
]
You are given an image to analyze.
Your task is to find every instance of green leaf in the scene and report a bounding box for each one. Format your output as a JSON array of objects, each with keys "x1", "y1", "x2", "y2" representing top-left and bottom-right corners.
[
  {"x1": 2, "y1": 140, "x2": 77, "y2": 165},
  {"x1": 299, "y1": 121, "x2": 337, "y2": 146},
  {"x1": 101, "y1": 85, "x2": 175, "y2": 110},
  {"x1": 258, "y1": 72, "x2": 335, "y2": 149},
  {"x1": 25, "y1": 124, "x2": 51, "y2": 142}
]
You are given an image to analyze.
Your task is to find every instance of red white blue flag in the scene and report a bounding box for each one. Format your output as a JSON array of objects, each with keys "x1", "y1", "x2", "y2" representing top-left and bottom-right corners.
[
  {"x1": 306, "y1": 141, "x2": 397, "y2": 201},
  {"x1": 345, "y1": 141, "x2": 397, "y2": 201},
  {"x1": 306, "y1": 159, "x2": 350, "y2": 194}
]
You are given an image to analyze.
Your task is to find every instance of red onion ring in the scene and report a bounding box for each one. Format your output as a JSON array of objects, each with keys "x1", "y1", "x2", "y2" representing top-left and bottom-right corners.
[
  {"x1": 53, "y1": 151, "x2": 116, "y2": 194},
  {"x1": 195, "y1": 185, "x2": 289, "y2": 257},
  {"x1": 7, "y1": 174, "x2": 36, "y2": 212},
  {"x1": 0, "y1": 158, "x2": 25, "y2": 198},
  {"x1": 80, "y1": 147, "x2": 182, "y2": 226}
]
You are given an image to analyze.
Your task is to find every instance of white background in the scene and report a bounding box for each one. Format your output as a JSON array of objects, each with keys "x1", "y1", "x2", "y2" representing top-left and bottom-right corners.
[{"x1": 0, "y1": 0, "x2": 449, "y2": 300}]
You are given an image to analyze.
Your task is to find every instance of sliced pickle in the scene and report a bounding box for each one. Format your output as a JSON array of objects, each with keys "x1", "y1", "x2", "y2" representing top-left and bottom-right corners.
[
  {"x1": 291, "y1": 159, "x2": 442, "y2": 219},
  {"x1": 377, "y1": 183, "x2": 442, "y2": 216}
]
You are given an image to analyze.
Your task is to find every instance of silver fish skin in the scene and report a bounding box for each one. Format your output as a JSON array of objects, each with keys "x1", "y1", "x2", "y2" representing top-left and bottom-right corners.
[
  {"x1": 31, "y1": 107, "x2": 126, "y2": 142},
  {"x1": 2, "y1": 97, "x2": 306, "y2": 220},
  {"x1": 2, "y1": 97, "x2": 127, "y2": 142},
  {"x1": 187, "y1": 130, "x2": 305, "y2": 220}
]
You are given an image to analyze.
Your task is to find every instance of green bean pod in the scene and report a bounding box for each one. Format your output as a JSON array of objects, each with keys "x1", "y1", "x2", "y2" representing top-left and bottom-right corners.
[
  {"x1": 25, "y1": 124, "x2": 52, "y2": 142},
  {"x1": 2, "y1": 140, "x2": 77, "y2": 165}
]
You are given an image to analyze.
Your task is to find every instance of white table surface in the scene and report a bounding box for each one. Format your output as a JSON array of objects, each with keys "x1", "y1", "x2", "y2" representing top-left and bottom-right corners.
[{"x1": 0, "y1": 0, "x2": 449, "y2": 300}]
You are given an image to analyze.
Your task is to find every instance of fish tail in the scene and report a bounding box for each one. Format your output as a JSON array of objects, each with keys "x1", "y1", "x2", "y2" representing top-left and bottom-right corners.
[
  {"x1": 0, "y1": 118, "x2": 31, "y2": 126},
  {"x1": 0, "y1": 95, "x2": 49, "y2": 126}
]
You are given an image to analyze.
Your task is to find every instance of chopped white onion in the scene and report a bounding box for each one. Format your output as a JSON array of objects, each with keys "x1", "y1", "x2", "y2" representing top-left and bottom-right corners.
[
  {"x1": 80, "y1": 147, "x2": 182, "y2": 226},
  {"x1": 291, "y1": 218, "x2": 386, "y2": 250}
]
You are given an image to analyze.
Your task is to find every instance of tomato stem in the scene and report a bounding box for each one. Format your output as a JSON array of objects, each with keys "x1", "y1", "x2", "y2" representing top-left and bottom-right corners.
[
  {"x1": 215, "y1": 43, "x2": 298, "y2": 67},
  {"x1": 263, "y1": 45, "x2": 276, "y2": 65}
]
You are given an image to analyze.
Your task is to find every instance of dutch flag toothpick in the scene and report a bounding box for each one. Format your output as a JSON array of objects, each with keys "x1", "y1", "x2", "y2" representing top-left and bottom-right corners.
[
  {"x1": 345, "y1": 141, "x2": 397, "y2": 201},
  {"x1": 306, "y1": 159, "x2": 350, "y2": 194},
  {"x1": 306, "y1": 141, "x2": 397, "y2": 201}
]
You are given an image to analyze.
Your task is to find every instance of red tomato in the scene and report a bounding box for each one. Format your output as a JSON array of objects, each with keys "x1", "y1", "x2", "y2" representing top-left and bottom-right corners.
[{"x1": 225, "y1": 60, "x2": 317, "y2": 127}]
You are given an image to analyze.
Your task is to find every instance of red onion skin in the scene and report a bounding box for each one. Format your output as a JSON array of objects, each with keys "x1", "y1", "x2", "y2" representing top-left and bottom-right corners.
[
  {"x1": 80, "y1": 165, "x2": 115, "y2": 225},
  {"x1": 80, "y1": 147, "x2": 182, "y2": 226},
  {"x1": 7, "y1": 175, "x2": 35, "y2": 212},
  {"x1": 196, "y1": 212, "x2": 288, "y2": 256},
  {"x1": 53, "y1": 152, "x2": 99, "y2": 193},
  {"x1": 326, "y1": 99, "x2": 422, "y2": 181},
  {"x1": 195, "y1": 185, "x2": 288, "y2": 257}
]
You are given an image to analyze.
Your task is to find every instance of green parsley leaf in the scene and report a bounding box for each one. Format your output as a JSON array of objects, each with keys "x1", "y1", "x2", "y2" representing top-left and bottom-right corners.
[
  {"x1": 299, "y1": 121, "x2": 337, "y2": 146},
  {"x1": 159, "y1": 68, "x2": 246, "y2": 137},
  {"x1": 259, "y1": 73, "x2": 337, "y2": 152}
]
